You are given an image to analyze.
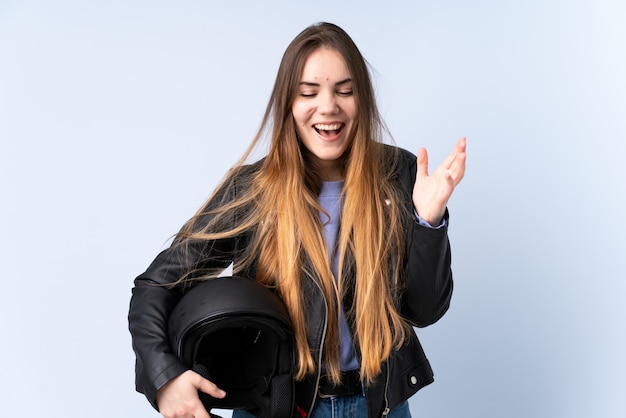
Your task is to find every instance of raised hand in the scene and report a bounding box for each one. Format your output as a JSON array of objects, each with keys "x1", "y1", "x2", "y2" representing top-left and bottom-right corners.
[{"x1": 412, "y1": 137, "x2": 466, "y2": 226}]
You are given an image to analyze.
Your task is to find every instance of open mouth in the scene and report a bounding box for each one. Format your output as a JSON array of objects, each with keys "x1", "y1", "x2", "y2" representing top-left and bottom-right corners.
[{"x1": 313, "y1": 123, "x2": 344, "y2": 138}]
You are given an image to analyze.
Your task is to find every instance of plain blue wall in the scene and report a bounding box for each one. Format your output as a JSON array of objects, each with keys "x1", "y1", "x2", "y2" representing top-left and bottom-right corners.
[{"x1": 1, "y1": 1, "x2": 624, "y2": 416}]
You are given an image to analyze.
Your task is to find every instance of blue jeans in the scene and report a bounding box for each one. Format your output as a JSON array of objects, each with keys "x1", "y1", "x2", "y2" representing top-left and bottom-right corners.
[{"x1": 231, "y1": 394, "x2": 411, "y2": 418}]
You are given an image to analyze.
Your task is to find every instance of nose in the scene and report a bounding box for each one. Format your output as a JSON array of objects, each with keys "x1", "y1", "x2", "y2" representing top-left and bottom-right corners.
[{"x1": 318, "y1": 90, "x2": 339, "y2": 115}]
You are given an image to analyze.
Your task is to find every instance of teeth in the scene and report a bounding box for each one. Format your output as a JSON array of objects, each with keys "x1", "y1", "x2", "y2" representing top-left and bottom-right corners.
[{"x1": 314, "y1": 123, "x2": 342, "y2": 131}]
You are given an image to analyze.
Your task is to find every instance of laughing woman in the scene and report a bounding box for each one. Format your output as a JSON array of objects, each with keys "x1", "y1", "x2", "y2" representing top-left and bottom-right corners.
[{"x1": 129, "y1": 22, "x2": 466, "y2": 418}]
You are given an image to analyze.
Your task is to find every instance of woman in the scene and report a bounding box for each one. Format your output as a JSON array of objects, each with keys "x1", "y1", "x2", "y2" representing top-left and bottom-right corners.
[{"x1": 129, "y1": 22, "x2": 466, "y2": 418}]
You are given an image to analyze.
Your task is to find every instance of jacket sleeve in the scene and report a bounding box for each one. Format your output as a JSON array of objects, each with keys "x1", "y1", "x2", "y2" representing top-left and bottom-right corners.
[
  {"x1": 397, "y1": 148, "x2": 454, "y2": 327},
  {"x1": 128, "y1": 238, "x2": 235, "y2": 409},
  {"x1": 402, "y1": 213, "x2": 453, "y2": 327},
  {"x1": 128, "y1": 179, "x2": 241, "y2": 410}
]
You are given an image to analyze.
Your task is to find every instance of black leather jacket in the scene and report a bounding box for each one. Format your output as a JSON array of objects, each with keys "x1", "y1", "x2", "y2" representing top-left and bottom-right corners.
[{"x1": 128, "y1": 146, "x2": 453, "y2": 417}]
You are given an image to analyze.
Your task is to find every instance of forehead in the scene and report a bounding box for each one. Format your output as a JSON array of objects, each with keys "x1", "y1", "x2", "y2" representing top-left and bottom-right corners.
[{"x1": 300, "y1": 47, "x2": 351, "y2": 81}]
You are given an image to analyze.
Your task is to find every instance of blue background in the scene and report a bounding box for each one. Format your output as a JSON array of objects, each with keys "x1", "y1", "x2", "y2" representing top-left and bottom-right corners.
[{"x1": 1, "y1": 1, "x2": 624, "y2": 416}]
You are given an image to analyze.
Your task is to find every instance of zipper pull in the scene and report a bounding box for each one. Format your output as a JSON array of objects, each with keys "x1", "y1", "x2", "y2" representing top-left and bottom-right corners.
[{"x1": 381, "y1": 407, "x2": 390, "y2": 417}]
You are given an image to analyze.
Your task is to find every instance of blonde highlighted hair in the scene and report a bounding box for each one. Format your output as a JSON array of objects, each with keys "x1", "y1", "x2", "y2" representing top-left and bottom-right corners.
[{"x1": 177, "y1": 22, "x2": 411, "y2": 385}]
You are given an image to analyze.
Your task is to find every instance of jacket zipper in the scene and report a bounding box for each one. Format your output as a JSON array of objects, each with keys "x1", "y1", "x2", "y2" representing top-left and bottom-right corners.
[
  {"x1": 307, "y1": 276, "x2": 329, "y2": 417},
  {"x1": 381, "y1": 361, "x2": 391, "y2": 417}
]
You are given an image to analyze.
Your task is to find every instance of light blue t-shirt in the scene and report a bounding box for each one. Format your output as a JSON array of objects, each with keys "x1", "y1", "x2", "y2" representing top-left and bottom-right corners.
[
  {"x1": 317, "y1": 180, "x2": 445, "y2": 372},
  {"x1": 318, "y1": 180, "x2": 360, "y2": 372}
]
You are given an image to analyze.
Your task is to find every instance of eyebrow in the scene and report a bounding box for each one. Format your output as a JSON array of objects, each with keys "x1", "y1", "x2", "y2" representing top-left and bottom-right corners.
[{"x1": 299, "y1": 78, "x2": 353, "y2": 87}]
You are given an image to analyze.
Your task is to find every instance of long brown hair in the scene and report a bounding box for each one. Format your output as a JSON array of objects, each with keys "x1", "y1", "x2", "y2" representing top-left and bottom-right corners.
[{"x1": 177, "y1": 22, "x2": 410, "y2": 385}]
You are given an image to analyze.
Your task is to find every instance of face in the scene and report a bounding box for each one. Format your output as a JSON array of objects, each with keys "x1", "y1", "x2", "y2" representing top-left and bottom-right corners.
[{"x1": 292, "y1": 47, "x2": 357, "y2": 180}]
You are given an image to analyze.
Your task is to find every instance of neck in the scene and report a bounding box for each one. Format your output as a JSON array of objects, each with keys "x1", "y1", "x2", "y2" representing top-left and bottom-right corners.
[
  {"x1": 320, "y1": 168, "x2": 344, "y2": 181},
  {"x1": 308, "y1": 156, "x2": 345, "y2": 181}
]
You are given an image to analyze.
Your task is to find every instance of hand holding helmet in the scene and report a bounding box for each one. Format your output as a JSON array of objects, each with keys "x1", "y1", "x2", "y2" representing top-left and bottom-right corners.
[
  {"x1": 156, "y1": 369, "x2": 226, "y2": 418},
  {"x1": 165, "y1": 276, "x2": 295, "y2": 418}
]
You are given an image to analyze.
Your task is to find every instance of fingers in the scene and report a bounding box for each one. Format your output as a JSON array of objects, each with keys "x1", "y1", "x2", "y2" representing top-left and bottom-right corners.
[
  {"x1": 416, "y1": 147, "x2": 429, "y2": 177},
  {"x1": 449, "y1": 137, "x2": 467, "y2": 186},
  {"x1": 412, "y1": 137, "x2": 466, "y2": 224},
  {"x1": 157, "y1": 370, "x2": 222, "y2": 418},
  {"x1": 416, "y1": 137, "x2": 467, "y2": 186},
  {"x1": 436, "y1": 137, "x2": 466, "y2": 187},
  {"x1": 197, "y1": 376, "x2": 226, "y2": 399},
  {"x1": 440, "y1": 136, "x2": 466, "y2": 169},
  {"x1": 455, "y1": 136, "x2": 467, "y2": 152},
  {"x1": 419, "y1": 137, "x2": 466, "y2": 172}
]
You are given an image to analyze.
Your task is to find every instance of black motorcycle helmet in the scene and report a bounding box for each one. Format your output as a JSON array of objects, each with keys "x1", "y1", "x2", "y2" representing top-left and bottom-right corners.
[{"x1": 168, "y1": 276, "x2": 295, "y2": 418}]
